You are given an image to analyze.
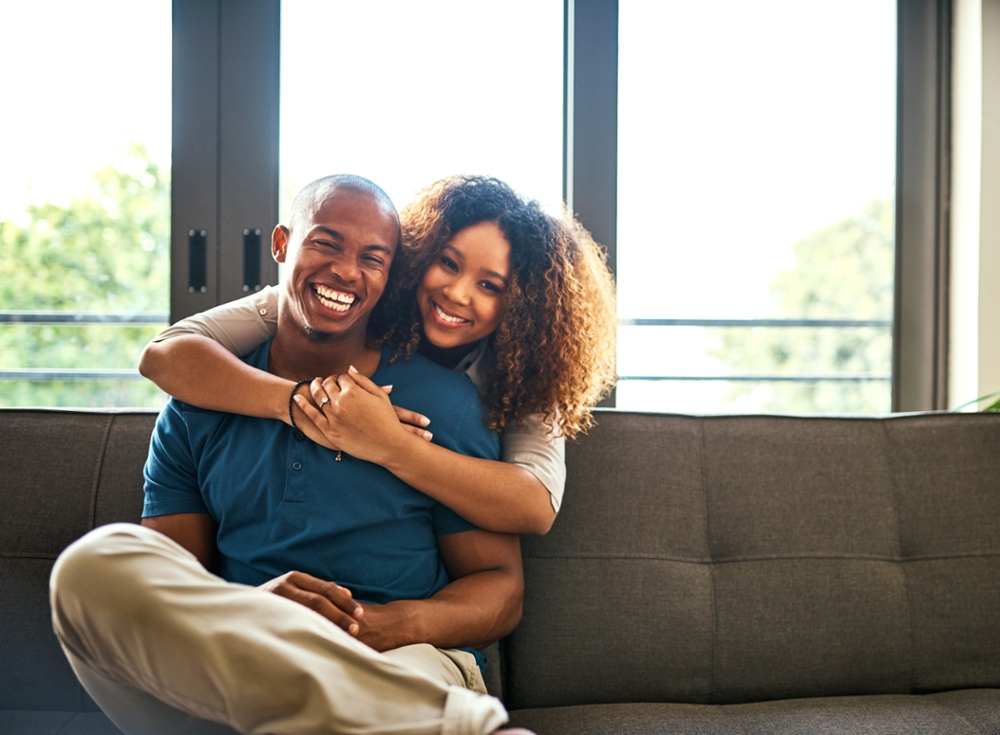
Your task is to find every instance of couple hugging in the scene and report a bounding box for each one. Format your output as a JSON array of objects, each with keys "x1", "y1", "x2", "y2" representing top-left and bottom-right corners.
[{"x1": 49, "y1": 173, "x2": 617, "y2": 735}]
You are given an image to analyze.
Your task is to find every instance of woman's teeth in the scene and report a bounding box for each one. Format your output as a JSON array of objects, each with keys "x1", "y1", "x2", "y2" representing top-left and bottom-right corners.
[{"x1": 434, "y1": 302, "x2": 469, "y2": 324}]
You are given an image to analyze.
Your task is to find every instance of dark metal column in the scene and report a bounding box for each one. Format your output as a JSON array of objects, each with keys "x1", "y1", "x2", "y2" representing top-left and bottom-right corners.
[
  {"x1": 171, "y1": 0, "x2": 280, "y2": 323},
  {"x1": 893, "y1": 0, "x2": 952, "y2": 411}
]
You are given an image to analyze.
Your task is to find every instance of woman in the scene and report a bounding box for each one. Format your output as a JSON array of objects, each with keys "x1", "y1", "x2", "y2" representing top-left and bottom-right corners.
[{"x1": 139, "y1": 175, "x2": 617, "y2": 534}]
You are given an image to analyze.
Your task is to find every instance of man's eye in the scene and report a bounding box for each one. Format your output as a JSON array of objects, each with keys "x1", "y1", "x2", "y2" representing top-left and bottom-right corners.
[{"x1": 362, "y1": 255, "x2": 385, "y2": 267}]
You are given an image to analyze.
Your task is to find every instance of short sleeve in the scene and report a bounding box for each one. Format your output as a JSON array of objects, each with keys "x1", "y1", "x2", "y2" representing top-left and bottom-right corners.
[
  {"x1": 150, "y1": 285, "x2": 279, "y2": 358},
  {"x1": 501, "y1": 414, "x2": 567, "y2": 512},
  {"x1": 143, "y1": 400, "x2": 210, "y2": 518}
]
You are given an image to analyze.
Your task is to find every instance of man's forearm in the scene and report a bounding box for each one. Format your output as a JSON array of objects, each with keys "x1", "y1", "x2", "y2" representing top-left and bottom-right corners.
[{"x1": 356, "y1": 569, "x2": 523, "y2": 653}]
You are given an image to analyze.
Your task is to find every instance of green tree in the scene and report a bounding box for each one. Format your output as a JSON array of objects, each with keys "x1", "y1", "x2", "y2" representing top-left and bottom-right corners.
[
  {"x1": 710, "y1": 197, "x2": 894, "y2": 413},
  {"x1": 0, "y1": 144, "x2": 169, "y2": 407}
]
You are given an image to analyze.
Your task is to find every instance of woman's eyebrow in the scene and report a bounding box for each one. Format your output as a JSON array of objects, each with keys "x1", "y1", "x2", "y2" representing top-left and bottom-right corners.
[{"x1": 484, "y1": 269, "x2": 509, "y2": 284}]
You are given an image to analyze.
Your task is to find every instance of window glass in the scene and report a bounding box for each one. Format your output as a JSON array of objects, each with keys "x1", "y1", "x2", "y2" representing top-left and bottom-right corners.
[
  {"x1": 280, "y1": 0, "x2": 564, "y2": 221},
  {"x1": 617, "y1": 0, "x2": 897, "y2": 413},
  {"x1": 0, "y1": 1, "x2": 171, "y2": 408}
]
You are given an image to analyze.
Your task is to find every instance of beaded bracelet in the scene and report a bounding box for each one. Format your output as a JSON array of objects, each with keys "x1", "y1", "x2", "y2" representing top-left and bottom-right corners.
[{"x1": 288, "y1": 379, "x2": 311, "y2": 431}]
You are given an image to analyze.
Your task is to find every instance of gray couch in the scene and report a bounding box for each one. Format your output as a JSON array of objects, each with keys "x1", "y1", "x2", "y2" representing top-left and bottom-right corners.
[{"x1": 2, "y1": 407, "x2": 1000, "y2": 734}]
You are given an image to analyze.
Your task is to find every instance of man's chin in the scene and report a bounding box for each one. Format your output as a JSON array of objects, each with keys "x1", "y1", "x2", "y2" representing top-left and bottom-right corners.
[{"x1": 301, "y1": 324, "x2": 340, "y2": 342}]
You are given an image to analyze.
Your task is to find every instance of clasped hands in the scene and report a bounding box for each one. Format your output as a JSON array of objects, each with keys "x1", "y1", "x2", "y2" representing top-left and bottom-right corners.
[
  {"x1": 258, "y1": 570, "x2": 407, "y2": 652},
  {"x1": 291, "y1": 366, "x2": 433, "y2": 462}
]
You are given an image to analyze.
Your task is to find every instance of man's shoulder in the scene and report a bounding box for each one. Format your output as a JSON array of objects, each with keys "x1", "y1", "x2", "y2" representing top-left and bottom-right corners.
[
  {"x1": 379, "y1": 350, "x2": 480, "y2": 400},
  {"x1": 378, "y1": 349, "x2": 498, "y2": 457}
]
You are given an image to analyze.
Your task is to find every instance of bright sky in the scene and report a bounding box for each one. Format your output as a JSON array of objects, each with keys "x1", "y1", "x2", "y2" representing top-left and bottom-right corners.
[
  {"x1": 0, "y1": 1, "x2": 172, "y2": 223},
  {"x1": 617, "y1": 0, "x2": 897, "y2": 321},
  {"x1": 278, "y1": 0, "x2": 564, "y2": 218}
]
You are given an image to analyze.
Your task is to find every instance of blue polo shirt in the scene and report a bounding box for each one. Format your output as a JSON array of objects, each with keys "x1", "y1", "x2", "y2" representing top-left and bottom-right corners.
[{"x1": 143, "y1": 343, "x2": 500, "y2": 666}]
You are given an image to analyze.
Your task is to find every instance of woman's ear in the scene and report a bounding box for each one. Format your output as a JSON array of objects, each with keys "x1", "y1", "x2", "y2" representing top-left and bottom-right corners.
[{"x1": 272, "y1": 225, "x2": 290, "y2": 263}]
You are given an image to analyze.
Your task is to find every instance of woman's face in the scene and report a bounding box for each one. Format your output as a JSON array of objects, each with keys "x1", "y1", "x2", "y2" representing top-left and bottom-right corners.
[{"x1": 417, "y1": 221, "x2": 512, "y2": 351}]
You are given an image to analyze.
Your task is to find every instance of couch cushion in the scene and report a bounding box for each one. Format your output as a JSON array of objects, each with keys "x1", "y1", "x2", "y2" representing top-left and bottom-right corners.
[
  {"x1": 0, "y1": 710, "x2": 124, "y2": 735},
  {"x1": 0, "y1": 409, "x2": 157, "y2": 714},
  {"x1": 508, "y1": 689, "x2": 1000, "y2": 735},
  {"x1": 507, "y1": 412, "x2": 1000, "y2": 709}
]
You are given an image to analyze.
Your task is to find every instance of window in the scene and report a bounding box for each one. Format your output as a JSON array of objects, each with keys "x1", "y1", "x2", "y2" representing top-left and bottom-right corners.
[
  {"x1": 279, "y1": 0, "x2": 564, "y2": 220},
  {"x1": 616, "y1": 0, "x2": 898, "y2": 414},
  {"x1": 38, "y1": 0, "x2": 943, "y2": 414},
  {"x1": 0, "y1": 1, "x2": 171, "y2": 408}
]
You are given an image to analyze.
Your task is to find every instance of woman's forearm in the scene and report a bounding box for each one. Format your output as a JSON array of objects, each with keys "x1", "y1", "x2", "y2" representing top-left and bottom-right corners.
[
  {"x1": 139, "y1": 335, "x2": 292, "y2": 421},
  {"x1": 378, "y1": 432, "x2": 558, "y2": 535}
]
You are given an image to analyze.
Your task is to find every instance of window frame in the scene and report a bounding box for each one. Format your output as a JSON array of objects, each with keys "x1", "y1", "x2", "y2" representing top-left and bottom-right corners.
[{"x1": 170, "y1": 0, "x2": 951, "y2": 412}]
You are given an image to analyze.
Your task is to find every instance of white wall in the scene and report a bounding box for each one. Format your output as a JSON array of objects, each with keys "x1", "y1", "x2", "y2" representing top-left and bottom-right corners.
[{"x1": 950, "y1": 0, "x2": 1000, "y2": 408}]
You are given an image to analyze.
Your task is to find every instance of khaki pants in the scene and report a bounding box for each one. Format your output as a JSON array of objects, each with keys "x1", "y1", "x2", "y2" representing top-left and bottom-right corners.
[{"x1": 50, "y1": 524, "x2": 508, "y2": 735}]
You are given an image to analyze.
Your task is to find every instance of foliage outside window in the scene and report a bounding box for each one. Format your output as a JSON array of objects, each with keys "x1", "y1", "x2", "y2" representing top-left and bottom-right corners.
[{"x1": 0, "y1": 145, "x2": 169, "y2": 408}]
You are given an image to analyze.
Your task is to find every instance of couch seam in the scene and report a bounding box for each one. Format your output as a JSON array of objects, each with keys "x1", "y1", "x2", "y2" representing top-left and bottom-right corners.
[
  {"x1": 880, "y1": 420, "x2": 917, "y2": 694},
  {"x1": 88, "y1": 415, "x2": 115, "y2": 531},
  {"x1": 520, "y1": 551, "x2": 1000, "y2": 562},
  {"x1": 45, "y1": 711, "x2": 75, "y2": 735},
  {"x1": 699, "y1": 416, "x2": 718, "y2": 704}
]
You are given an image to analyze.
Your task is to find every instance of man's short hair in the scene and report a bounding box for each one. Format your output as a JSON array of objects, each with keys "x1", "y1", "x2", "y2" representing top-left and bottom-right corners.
[{"x1": 288, "y1": 175, "x2": 398, "y2": 237}]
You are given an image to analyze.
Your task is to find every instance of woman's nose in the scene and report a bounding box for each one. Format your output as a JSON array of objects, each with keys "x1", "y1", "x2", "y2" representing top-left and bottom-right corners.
[{"x1": 443, "y1": 278, "x2": 471, "y2": 304}]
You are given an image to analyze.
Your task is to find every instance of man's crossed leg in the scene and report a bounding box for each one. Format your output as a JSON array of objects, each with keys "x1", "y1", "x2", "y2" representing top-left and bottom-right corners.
[{"x1": 51, "y1": 524, "x2": 510, "y2": 735}]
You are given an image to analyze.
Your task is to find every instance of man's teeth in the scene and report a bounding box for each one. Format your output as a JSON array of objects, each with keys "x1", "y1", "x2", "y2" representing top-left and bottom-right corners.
[
  {"x1": 434, "y1": 302, "x2": 469, "y2": 324},
  {"x1": 314, "y1": 285, "x2": 355, "y2": 312}
]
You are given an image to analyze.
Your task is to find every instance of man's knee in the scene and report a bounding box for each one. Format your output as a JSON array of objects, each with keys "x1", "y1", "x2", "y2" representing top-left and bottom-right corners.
[{"x1": 50, "y1": 523, "x2": 164, "y2": 638}]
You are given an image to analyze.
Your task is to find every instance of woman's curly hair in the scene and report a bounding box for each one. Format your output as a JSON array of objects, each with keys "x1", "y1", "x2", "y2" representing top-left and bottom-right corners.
[{"x1": 375, "y1": 175, "x2": 617, "y2": 440}]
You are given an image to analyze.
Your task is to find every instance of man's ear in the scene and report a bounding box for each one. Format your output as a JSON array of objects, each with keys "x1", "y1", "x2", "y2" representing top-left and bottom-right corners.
[{"x1": 272, "y1": 225, "x2": 290, "y2": 263}]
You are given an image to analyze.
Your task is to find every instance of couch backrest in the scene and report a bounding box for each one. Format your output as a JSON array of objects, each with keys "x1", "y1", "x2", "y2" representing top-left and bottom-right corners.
[
  {"x1": 0, "y1": 409, "x2": 157, "y2": 712},
  {"x1": 503, "y1": 410, "x2": 1000, "y2": 709}
]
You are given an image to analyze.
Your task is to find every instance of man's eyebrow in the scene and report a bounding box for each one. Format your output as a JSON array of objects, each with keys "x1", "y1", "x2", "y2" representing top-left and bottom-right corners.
[
  {"x1": 309, "y1": 226, "x2": 343, "y2": 240},
  {"x1": 309, "y1": 227, "x2": 392, "y2": 254}
]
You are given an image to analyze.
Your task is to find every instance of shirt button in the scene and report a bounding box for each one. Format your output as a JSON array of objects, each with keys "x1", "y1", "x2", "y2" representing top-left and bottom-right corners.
[
  {"x1": 294, "y1": 431, "x2": 305, "y2": 441},
  {"x1": 292, "y1": 461, "x2": 302, "y2": 471},
  {"x1": 258, "y1": 308, "x2": 267, "y2": 316}
]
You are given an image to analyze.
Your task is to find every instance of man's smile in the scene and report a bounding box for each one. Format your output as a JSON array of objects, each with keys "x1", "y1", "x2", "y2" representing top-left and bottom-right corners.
[{"x1": 312, "y1": 284, "x2": 357, "y2": 314}]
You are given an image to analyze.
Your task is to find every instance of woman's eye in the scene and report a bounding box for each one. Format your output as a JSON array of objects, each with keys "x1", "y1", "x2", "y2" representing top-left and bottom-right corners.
[
  {"x1": 481, "y1": 281, "x2": 502, "y2": 294},
  {"x1": 440, "y1": 257, "x2": 458, "y2": 271}
]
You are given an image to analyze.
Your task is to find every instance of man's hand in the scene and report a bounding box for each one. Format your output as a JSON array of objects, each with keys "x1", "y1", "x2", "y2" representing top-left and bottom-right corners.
[
  {"x1": 258, "y1": 571, "x2": 365, "y2": 636},
  {"x1": 349, "y1": 602, "x2": 414, "y2": 652}
]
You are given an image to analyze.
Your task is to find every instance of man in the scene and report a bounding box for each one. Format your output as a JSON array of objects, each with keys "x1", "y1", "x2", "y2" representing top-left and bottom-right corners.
[{"x1": 49, "y1": 175, "x2": 524, "y2": 735}]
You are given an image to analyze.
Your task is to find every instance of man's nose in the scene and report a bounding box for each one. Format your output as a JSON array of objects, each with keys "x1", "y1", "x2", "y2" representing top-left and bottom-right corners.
[{"x1": 330, "y1": 255, "x2": 360, "y2": 283}]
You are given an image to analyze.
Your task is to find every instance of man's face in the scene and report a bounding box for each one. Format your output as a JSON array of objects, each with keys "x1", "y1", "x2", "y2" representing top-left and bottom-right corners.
[{"x1": 273, "y1": 187, "x2": 398, "y2": 342}]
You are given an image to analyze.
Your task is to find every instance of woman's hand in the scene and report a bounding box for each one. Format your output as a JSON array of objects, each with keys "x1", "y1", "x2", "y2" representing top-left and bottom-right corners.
[{"x1": 293, "y1": 366, "x2": 432, "y2": 464}]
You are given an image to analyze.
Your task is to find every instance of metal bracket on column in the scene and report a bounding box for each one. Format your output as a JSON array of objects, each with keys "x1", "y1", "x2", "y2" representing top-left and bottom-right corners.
[
  {"x1": 243, "y1": 228, "x2": 262, "y2": 292},
  {"x1": 188, "y1": 229, "x2": 208, "y2": 293}
]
